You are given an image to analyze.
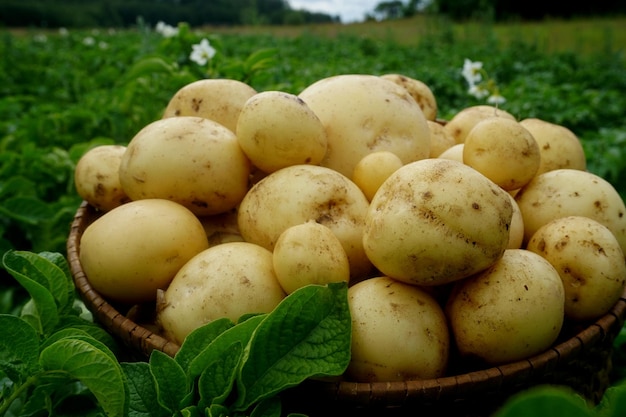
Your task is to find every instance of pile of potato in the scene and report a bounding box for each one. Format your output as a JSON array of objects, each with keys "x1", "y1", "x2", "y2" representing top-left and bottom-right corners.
[{"x1": 75, "y1": 73, "x2": 626, "y2": 382}]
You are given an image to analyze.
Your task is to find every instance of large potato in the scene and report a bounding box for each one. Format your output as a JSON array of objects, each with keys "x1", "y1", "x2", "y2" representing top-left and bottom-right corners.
[
  {"x1": 526, "y1": 216, "x2": 626, "y2": 321},
  {"x1": 515, "y1": 169, "x2": 626, "y2": 253},
  {"x1": 237, "y1": 164, "x2": 373, "y2": 280},
  {"x1": 236, "y1": 91, "x2": 327, "y2": 173},
  {"x1": 79, "y1": 199, "x2": 209, "y2": 304},
  {"x1": 519, "y1": 118, "x2": 586, "y2": 175},
  {"x1": 162, "y1": 78, "x2": 257, "y2": 132},
  {"x1": 347, "y1": 276, "x2": 449, "y2": 382},
  {"x1": 446, "y1": 249, "x2": 565, "y2": 365},
  {"x1": 74, "y1": 144, "x2": 130, "y2": 211},
  {"x1": 157, "y1": 242, "x2": 287, "y2": 345},
  {"x1": 298, "y1": 74, "x2": 430, "y2": 178},
  {"x1": 119, "y1": 116, "x2": 251, "y2": 216},
  {"x1": 463, "y1": 117, "x2": 540, "y2": 191},
  {"x1": 380, "y1": 73, "x2": 438, "y2": 121},
  {"x1": 363, "y1": 159, "x2": 513, "y2": 286},
  {"x1": 444, "y1": 105, "x2": 516, "y2": 144}
]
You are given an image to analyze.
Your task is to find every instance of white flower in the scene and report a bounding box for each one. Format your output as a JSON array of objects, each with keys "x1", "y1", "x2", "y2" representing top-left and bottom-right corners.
[
  {"x1": 468, "y1": 84, "x2": 489, "y2": 99},
  {"x1": 82, "y1": 36, "x2": 95, "y2": 46},
  {"x1": 59, "y1": 27, "x2": 69, "y2": 36},
  {"x1": 189, "y1": 39, "x2": 217, "y2": 66},
  {"x1": 155, "y1": 21, "x2": 179, "y2": 38},
  {"x1": 487, "y1": 94, "x2": 506, "y2": 105},
  {"x1": 462, "y1": 58, "x2": 483, "y2": 86}
]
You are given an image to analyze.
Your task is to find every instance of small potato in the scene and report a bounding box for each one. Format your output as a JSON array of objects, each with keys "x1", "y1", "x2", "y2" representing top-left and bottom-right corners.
[
  {"x1": 427, "y1": 120, "x2": 456, "y2": 157},
  {"x1": 162, "y1": 79, "x2": 257, "y2": 133},
  {"x1": 272, "y1": 221, "x2": 350, "y2": 294},
  {"x1": 463, "y1": 117, "x2": 540, "y2": 191},
  {"x1": 437, "y1": 143, "x2": 464, "y2": 163},
  {"x1": 380, "y1": 73, "x2": 438, "y2": 121},
  {"x1": 157, "y1": 242, "x2": 287, "y2": 345},
  {"x1": 236, "y1": 91, "x2": 327, "y2": 173},
  {"x1": 347, "y1": 276, "x2": 449, "y2": 382},
  {"x1": 446, "y1": 249, "x2": 565, "y2": 365},
  {"x1": 519, "y1": 118, "x2": 586, "y2": 175},
  {"x1": 299, "y1": 74, "x2": 430, "y2": 178},
  {"x1": 515, "y1": 169, "x2": 626, "y2": 253},
  {"x1": 444, "y1": 105, "x2": 516, "y2": 144},
  {"x1": 119, "y1": 116, "x2": 251, "y2": 216},
  {"x1": 238, "y1": 164, "x2": 373, "y2": 280},
  {"x1": 79, "y1": 199, "x2": 209, "y2": 304},
  {"x1": 526, "y1": 216, "x2": 626, "y2": 321},
  {"x1": 363, "y1": 159, "x2": 513, "y2": 286},
  {"x1": 74, "y1": 145, "x2": 130, "y2": 211},
  {"x1": 352, "y1": 151, "x2": 404, "y2": 201}
]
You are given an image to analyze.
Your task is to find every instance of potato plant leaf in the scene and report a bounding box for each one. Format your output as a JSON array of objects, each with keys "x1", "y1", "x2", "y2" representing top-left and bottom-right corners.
[
  {"x1": 0, "y1": 314, "x2": 40, "y2": 382},
  {"x1": 175, "y1": 317, "x2": 234, "y2": 373},
  {"x1": 249, "y1": 396, "x2": 281, "y2": 417},
  {"x1": 0, "y1": 196, "x2": 54, "y2": 224},
  {"x1": 197, "y1": 341, "x2": 243, "y2": 407},
  {"x1": 493, "y1": 385, "x2": 593, "y2": 417},
  {"x1": 122, "y1": 361, "x2": 171, "y2": 417},
  {"x1": 150, "y1": 349, "x2": 190, "y2": 413},
  {"x1": 39, "y1": 338, "x2": 128, "y2": 417},
  {"x1": 234, "y1": 282, "x2": 351, "y2": 411}
]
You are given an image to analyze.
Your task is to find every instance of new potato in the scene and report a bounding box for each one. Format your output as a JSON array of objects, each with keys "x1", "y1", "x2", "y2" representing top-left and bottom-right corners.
[
  {"x1": 351, "y1": 150, "x2": 404, "y2": 201},
  {"x1": 444, "y1": 105, "x2": 516, "y2": 144},
  {"x1": 380, "y1": 73, "x2": 438, "y2": 121}
]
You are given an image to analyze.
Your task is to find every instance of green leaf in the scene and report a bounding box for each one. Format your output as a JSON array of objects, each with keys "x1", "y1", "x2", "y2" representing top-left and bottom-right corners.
[
  {"x1": 41, "y1": 328, "x2": 118, "y2": 364},
  {"x1": 198, "y1": 341, "x2": 243, "y2": 407},
  {"x1": 207, "y1": 403, "x2": 230, "y2": 417},
  {"x1": 0, "y1": 196, "x2": 54, "y2": 224},
  {"x1": 121, "y1": 362, "x2": 170, "y2": 417},
  {"x1": 175, "y1": 317, "x2": 234, "y2": 373},
  {"x1": 595, "y1": 380, "x2": 626, "y2": 417},
  {"x1": 39, "y1": 338, "x2": 128, "y2": 417},
  {"x1": 2, "y1": 251, "x2": 60, "y2": 335},
  {"x1": 249, "y1": 396, "x2": 282, "y2": 417},
  {"x1": 0, "y1": 176, "x2": 37, "y2": 199},
  {"x1": 493, "y1": 385, "x2": 593, "y2": 417},
  {"x1": 149, "y1": 349, "x2": 189, "y2": 413},
  {"x1": 121, "y1": 56, "x2": 176, "y2": 84},
  {"x1": 0, "y1": 314, "x2": 40, "y2": 382},
  {"x1": 234, "y1": 282, "x2": 351, "y2": 411}
]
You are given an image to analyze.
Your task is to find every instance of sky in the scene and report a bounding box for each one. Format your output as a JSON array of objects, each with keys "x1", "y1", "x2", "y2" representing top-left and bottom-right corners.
[{"x1": 288, "y1": 0, "x2": 382, "y2": 23}]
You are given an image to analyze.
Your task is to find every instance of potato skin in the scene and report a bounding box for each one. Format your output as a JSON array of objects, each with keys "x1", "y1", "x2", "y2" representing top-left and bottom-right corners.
[
  {"x1": 79, "y1": 199, "x2": 209, "y2": 304},
  {"x1": 446, "y1": 249, "x2": 565, "y2": 365},
  {"x1": 444, "y1": 105, "x2": 516, "y2": 144},
  {"x1": 526, "y1": 216, "x2": 626, "y2": 321},
  {"x1": 363, "y1": 159, "x2": 513, "y2": 286},
  {"x1": 347, "y1": 276, "x2": 449, "y2": 382},
  {"x1": 380, "y1": 73, "x2": 438, "y2": 121}
]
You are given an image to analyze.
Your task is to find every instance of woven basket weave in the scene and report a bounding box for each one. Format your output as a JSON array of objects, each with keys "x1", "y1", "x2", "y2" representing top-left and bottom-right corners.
[{"x1": 67, "y1": 200, "x2": 626, "y2": 416}]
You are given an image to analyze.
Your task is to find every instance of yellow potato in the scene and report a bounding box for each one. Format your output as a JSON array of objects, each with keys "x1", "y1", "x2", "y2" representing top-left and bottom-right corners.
[
  {"x1": 446, "y1": 249, "x2": 565, "y2": 365},
  {"x1": 347, "y1": 276, "x2": 449, "y2": 382},
  {"x1": 515, "y1": 169, "x2": 626, "y2": 253},
  {"x1": 463, "y1": 117, "x2": 540, "y2": 191},
  {"x1": 74, "y1": 144, "x2": 130, "y2": 211},
  {"x1": 444, "y1": 105, "x2": 516, "y2": 144},
  {"x1": 427, "y1": 120, "x2": 456, "y2": 157},
  {"x1": 236, "y1": 91, "x2": 327, "y2": 173},
  {"x1": 363, "y1": 158, "x2": 513, "y2": 286},
  {"x1": 437, "y1": 143, "x2": 464, "y2": 163},
  {"x1": 157, "y1": 242, "x2": 287, "y2": 345},
  {"x1": 237, "y1": 164, "x2": 373, "y2": 280},
  {"x1": 198, "y1": 208, "x2": 244, "y2": 247},
  {"x1": 272, "y1": 221, "x2": 350, "y2": 294},
  {"x1": 79, "y1": 199, "x2": 209, "y2": 304},
  {"x1": 507, "y1": 193, "x2": 525, "y2": 249},
  {"x1": 526, "y1": 216, "x2": 626, "y2": 321},
  {"x1": 352, "y1": 151, "x2": 404, "y2": 201},
  {"x1": 119, "y1": 116, "x2": 251, "y2": 216},
  {"x1": 162, "y1": 78, "x2": 257, "y2": 132},
  {"x1": 519, "y1": 118, "x2": 586, "y2": 175},
  {"x1": 298, "y1": 74, "x2": 430, "y2": 178},
  {"x1": 380, "y1": 73, "x2": 438, "y2": 121}
]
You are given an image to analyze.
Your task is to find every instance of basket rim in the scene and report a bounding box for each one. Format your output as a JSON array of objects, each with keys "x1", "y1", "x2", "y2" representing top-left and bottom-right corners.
[{"x1": 67, "y1": 200, "x2": 626, "y2": 397}]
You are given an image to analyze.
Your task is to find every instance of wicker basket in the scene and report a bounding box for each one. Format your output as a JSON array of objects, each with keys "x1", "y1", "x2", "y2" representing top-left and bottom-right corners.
[{"x1": 67, "y1": 200, "x2": 626, "y2": 416}]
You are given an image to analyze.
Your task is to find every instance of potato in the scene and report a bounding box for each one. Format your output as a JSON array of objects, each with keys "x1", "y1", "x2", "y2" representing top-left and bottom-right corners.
[
  {"x1": 427, "y1": 120, "x2": 456, "y2": 157},
  {"x1": 79, "y1": 199, "x2": 209, "y2": 304},
  {"x1": 236, "y1": 91, "x2": 327, "y2": 173},
  {"x1": 437, "y1": 143, "x2": 464, "y2": 163},
  {"x1": 272, "y1": 221, "x2": 350, "y2": 294},
  {"x1": 444, "y1": 105, "x2": 516, "y2": 144},
  {"x1": 463, "y1": 117, "x2": 541, "y2": 191},
  {"x1": 380, "y1": 73, "x2": 438, "y2": 121},
  {"x1": 162, "y1": 78, "x2": 257, "y2": 132},
  {"x1": 352, "y1": 151, "x2": 404, "y2": 201},
  {"x1": 119, "y1": 116, "x2": 251, "y2": 216},
  {"x1": 198, "y1": 208, "x2": 244, "y2": 247},
  {"x1": 363, "y1": 159, "x2": 513, "y2": 286},
  {"x1": 298, "y1": 74, "x2": 430, "y2": 178},
  {"x1": 347, "y1": 276, "x2": 449, "y2": 382},
  {"x1": 237, "y1": 164, "x2": 373, "y2": 280},
  {"x1": 519, "y1": 118, "x2": 586, "y2": 175},
  {"x1": 526, "y1": 216, "x2": 626, "y2": 321},
  {"x1": 507, "y1": 193, "x2": 525, "y2": 249},
  {"x1": 157, "y1": 242, "x2": 287, "y2": 345},
  {"x1": 446, "y1": 249, "x2": 565, "y2": 365},
  {"x1": 515, "y1": 169, "x2": 626, "y2": 253},
  {"x1": 74, "y1": 144, "x2": 130, "y2": 211}
]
